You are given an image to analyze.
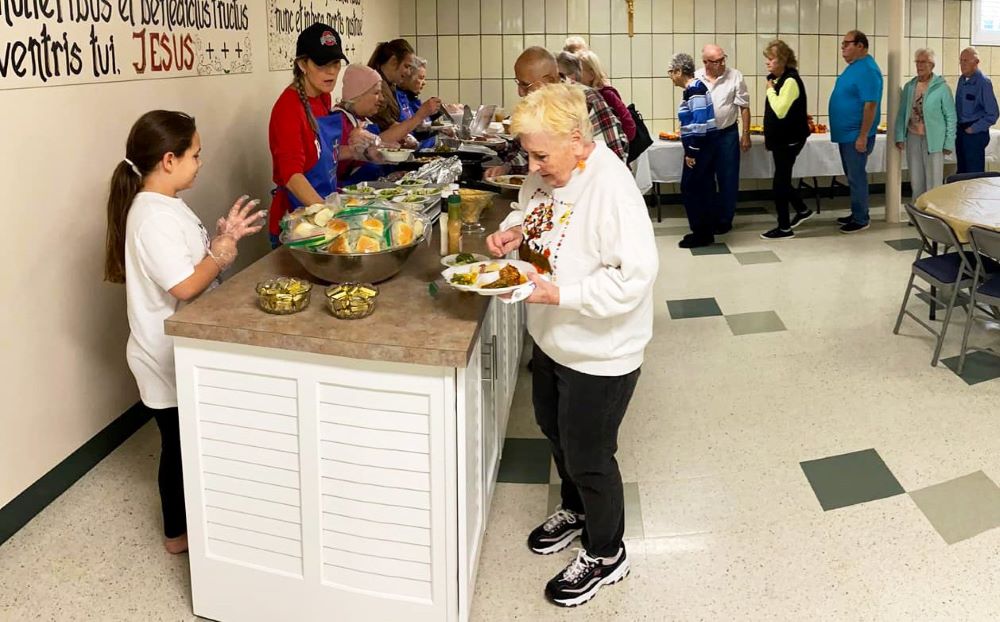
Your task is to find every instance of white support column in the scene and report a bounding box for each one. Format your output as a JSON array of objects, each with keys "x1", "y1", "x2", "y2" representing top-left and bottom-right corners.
[{"x1": 885, "y1": 0, "x2": 906, "y2": 223}]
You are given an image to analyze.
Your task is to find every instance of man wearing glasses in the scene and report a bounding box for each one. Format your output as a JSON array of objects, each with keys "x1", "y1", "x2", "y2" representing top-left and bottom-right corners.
[
  {"x1": 830, "y1": 30, "x2": 883, "y2": 233},
  {"x1": 695, "y1": 44, "x2": 751, "y2": 235},
  {"x1": 485, "y1": 47, "x2": 629, "y2": 178}
]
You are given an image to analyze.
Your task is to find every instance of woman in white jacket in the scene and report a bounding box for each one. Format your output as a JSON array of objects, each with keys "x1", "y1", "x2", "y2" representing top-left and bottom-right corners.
[{"x1": 487, "y1": 83, "x2": 659, "y2": 608}]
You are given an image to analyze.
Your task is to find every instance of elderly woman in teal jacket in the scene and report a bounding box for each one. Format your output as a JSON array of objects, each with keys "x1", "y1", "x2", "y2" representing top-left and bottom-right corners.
[{"x1": 894, "y1": 48, "x2": 957, "y2": 199}]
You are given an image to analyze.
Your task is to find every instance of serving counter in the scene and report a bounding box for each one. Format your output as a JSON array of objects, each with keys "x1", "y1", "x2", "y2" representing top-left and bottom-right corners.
[{"x1": 165, "y1": 200, "x2": 523, "y2": 622}]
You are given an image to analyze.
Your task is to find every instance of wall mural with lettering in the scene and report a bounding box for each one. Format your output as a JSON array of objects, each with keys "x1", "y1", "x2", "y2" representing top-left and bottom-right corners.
[
  {"x1": 1, "y1": 0, "x2": 253, "y2": 90},
  {"x1": 267, "y1": 0, "x2": 363, "y2": 72}
]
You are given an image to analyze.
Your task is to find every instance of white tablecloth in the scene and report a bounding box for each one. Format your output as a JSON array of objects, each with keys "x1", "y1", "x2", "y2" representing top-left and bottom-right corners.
[{"x1": 633, "y1": 129, "x2": 1000, "y2": 194}]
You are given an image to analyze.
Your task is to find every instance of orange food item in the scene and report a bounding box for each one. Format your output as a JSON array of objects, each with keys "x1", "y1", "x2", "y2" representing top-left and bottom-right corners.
[
  {"x1": 659, "y1": 131, "x2": 680, "y2": 141},
  {"x1": 355, "y1": 235, "x2": 382, "y2": 253}
]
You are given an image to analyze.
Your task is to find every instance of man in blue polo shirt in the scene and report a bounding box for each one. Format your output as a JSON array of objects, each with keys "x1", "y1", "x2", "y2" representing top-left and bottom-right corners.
[
  {"x1": 829, "y1": 30, "x2": 883, "y2": 233},
  {"x1": 955, "y1": 47, "x2": 999, "y2": 174}
]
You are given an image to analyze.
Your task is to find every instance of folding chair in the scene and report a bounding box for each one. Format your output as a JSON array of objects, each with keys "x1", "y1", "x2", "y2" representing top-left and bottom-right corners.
[
  {"x1": 893, "y1": 204, "x2": 977, "y2": 366},
  {"x1": 957, "y1": 226, "x2": 1000, "y2": 374},
  {"x1": 945, "y1": 171, "x2": 1000, "y2": 185}
]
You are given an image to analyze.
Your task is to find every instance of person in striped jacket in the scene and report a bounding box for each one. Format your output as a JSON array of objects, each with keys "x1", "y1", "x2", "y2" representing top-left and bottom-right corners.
[{"x1": 669, "y1": 52, "x2": 719, "y2": 249}]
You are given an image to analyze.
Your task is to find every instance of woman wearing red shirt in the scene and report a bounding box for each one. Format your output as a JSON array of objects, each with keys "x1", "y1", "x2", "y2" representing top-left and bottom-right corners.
[{"x1": 267, "y1": 24, "x2": 349, "y2": 244}]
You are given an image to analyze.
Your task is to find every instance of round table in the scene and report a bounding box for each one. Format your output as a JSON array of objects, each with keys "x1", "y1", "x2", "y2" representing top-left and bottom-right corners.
[{"x1": 915, "y1": 177, "x2": 1000, "y2": 243}]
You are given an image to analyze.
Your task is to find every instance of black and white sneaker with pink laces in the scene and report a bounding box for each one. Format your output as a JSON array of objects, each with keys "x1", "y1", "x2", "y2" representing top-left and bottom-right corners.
[
  {"x1": 544, "y1": 546, "x2": 630, "y2": 607},
  {"x1": 527, "y1": 507, "x2": 584, "y2": 555}
]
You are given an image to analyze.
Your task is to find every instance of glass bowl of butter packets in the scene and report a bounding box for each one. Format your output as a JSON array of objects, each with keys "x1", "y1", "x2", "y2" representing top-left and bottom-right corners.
[
  {"x1": 326, "y1": 283, "x2": 379, "y2": 319},
  {"x1": 256, "y1": 277, "x2": 313, "y2": 315}
]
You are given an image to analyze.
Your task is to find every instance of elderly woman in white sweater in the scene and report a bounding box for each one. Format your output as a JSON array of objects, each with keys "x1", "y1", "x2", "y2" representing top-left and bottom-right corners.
[{"x1": 487, "y1": 83, "x2": 658, "y2": 608}]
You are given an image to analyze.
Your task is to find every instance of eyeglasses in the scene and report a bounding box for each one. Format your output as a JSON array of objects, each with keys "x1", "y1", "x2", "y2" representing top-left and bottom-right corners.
[
  {"x1": 841, "y1": 40, "x2": 858, "y2": 47},
  {"x1": 512, "y1": 77, "x2": 544, "y2": 91},
  {"x1": 703, "y1": 56, "x2": 727, "y2": 65}
]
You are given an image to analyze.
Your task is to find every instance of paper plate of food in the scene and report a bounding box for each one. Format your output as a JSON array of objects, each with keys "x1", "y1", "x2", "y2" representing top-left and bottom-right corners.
[
  {"x1": 395, "y1": 178, "x2": 430, "y2": 188},
  {"x1": 342, "y1": 183, "x2": 377, "y2": 196},
  {"x1": 442, "y1": 259, "x2": 537, "y2": 296},
  {"x1": 486, "y1": 174, "x2": 527, "y2": 190},
  {"x1": 441, "y1": 252, "x2": 490, "y2": 268}
]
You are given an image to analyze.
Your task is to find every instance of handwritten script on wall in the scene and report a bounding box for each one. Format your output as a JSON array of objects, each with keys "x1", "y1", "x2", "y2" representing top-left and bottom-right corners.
[
  {"x1": 267, "y1": 0, "x2": 364, "y2": 72},
  {"x1": 1, "y1": 0, "x2": 253, "y2": 89}
]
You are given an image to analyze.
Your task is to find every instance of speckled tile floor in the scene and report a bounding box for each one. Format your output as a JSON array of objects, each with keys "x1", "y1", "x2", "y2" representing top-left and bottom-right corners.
[{"x1": 4, "y1": 200, "x2": 1000, "y2": 621}]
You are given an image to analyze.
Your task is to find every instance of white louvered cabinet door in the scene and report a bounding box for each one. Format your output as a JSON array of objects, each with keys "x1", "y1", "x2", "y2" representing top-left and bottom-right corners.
[{"x1": 174, "y1": 340, "x2": 455, "y2": 622}]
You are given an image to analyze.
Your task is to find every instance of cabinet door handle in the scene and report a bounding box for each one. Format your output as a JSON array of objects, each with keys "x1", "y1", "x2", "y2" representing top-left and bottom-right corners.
[{"x1": 491, "y1": 335, "x2": 498, "y2": 381}]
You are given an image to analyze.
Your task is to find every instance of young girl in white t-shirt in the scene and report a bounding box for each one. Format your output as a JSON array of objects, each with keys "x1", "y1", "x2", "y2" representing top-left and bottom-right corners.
[{"x1": 103, "y1": 110, "x2": 264, "y2": 554}]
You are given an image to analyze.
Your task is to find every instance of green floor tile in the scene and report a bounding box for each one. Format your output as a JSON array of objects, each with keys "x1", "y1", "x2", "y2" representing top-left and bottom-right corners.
[
  {"x1": 941, "y1": 351, "x2": 1000, "y2": 385},
  {"x1": 690, "y1": 242, "x2": 732, "y2": 256},
  {"x1": 547, "y1": 482, "x2": 644, "y2": 540},
  {"x1": 734, "y1": 251, "x2": 781, "y2": 265},
  {"x1": 909, "y1": 471, "x2": 1000, "y2": 544},
  {"x1": 884, "y1": 238, "x2": 924, "y2": 252},
  {"x1": 497, "y1": 438, "x2": 552, "y2": 484},
  {"x1": 800, "y1": 448, "x2": 905, "y2": 511},
  {"x1": 725, "y1": 311, "x2": 786, "y2": 336},
  {"x1": 667, "y1": 298, "x2": 723, "y2": 319}
]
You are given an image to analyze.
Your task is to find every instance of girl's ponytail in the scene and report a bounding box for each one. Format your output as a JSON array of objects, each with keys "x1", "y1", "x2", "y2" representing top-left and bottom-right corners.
[
  {"x1": 104, "y1": 160, "x2": 143, "y2": 283},
  {"x1": 103, "y1": 110, "x2": 197, "y2": 284}
]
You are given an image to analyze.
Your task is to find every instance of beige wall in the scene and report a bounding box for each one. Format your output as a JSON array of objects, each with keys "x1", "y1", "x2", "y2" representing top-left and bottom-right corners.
[
  {"x1": 403, "y1": 0, "x2": 996, "y2": 130},
  {"x1": 403, "y1": 0, "x2": 994, "y2": 188},
  {"x1": 0, "y1": 3, "x2": 399, "y2": 508}
]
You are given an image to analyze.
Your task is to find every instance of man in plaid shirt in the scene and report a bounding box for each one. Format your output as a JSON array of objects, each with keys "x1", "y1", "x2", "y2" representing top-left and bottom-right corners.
[{"x1": 485, "y1": 47, "x2": 629, "y2": 177}]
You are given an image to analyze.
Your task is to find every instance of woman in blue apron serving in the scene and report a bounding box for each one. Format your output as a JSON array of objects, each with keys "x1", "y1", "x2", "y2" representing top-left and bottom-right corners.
[{"x1": 266, "y1": 24, "x2": 353, "y2": 246}]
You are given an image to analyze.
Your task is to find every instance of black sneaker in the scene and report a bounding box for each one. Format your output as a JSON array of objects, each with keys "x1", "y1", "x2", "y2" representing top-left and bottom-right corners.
[
  {"x1": 790, "y1": 209, "x2": 814, "y2": 228},
  {"x1": 527, "y1": 507, "x2": 584, "y2": 555},
  {"x1": 836, "y1": 215, "x2": 854, "y2": 225},
  {"x1": 544, "y1": 547, "x2": 630, "y2": 607},
  {"x1": 840, "y1": 220, "x2": 870, "y2": 234},
  {"x1": 678, "y1": 233, "x2": 715, "y2": 249},
  {"x1": 760, "y1": 227, "x2": 794, "y2": 240}
]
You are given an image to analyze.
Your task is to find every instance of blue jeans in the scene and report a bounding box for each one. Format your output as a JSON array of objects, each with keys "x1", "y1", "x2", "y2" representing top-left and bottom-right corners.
[
  {"x1": 956, "y1": 127, "x2": 989, "y2": 174},
  {"x1": 837, "y1": 135, "x2": 875, "y2": 226},
  {"x1": 713, "y1": 124, "x2": 740, "y2": 227}
]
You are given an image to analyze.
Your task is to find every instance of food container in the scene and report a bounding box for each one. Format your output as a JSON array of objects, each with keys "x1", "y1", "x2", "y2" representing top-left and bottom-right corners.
[
  {"x1": 379, "y1": 148, "x2": 414, "y2": 163},
  {"x1": 256, "y1": 277, "x2": 313, "y2": 314},
  {"x1": 326, "y1": 283, "x2": 379, "y2": 319},
  {"x1": 281, "y1": 206, "x2": 431, "y2": 283}
]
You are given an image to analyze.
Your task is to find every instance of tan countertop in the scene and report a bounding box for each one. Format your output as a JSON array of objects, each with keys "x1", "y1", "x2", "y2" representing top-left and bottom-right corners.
[{"x1": 165, "y1": 197, "x2": 513, "y2": 368}]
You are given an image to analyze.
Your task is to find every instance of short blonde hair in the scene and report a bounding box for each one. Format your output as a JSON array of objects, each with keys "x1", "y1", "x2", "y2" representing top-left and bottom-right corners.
[
  {"x1": 578, "y1": 51, "x2": 609, "y2": 88},
  {"x1": 564, "y1": 36, "x2": 588, "y2": 54},
  {"x1": 510, "y1": 83, "x2": 593, "y2": 143}
]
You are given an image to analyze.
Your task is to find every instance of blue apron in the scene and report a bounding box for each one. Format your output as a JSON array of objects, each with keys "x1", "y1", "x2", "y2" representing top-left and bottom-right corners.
[
  {"x1": 269, "y1": 114, "x2": 343, "y2": 247},
  {"x1": 287, "y1": 114, "x2": 343, "y2": 210},
  {"x1": 334, "y1": 109, "x2": 393, "y2": 188},
  {"x1": 396, "y1": 88, "x2": 413, "y2": 121}
]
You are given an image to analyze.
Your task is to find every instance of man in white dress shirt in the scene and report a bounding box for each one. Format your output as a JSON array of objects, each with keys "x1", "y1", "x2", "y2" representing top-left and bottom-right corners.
[{"x1": 695, "y1": 43, "x2": 752, "y2": 234}]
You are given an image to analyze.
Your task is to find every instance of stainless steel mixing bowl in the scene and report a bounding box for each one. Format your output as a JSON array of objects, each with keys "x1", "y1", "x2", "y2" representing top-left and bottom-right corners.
[{"x1": 281, "y1": 206, "x2": 431, "y2": 284}]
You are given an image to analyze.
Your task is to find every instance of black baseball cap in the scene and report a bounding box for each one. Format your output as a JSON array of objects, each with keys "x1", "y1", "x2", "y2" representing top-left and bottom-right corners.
[{"x1": 296, "y1": 23, "x2": 349, "y2": 65}]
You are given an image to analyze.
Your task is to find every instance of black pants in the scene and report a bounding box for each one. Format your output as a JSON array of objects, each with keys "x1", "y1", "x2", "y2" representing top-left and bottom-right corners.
[
  {"x1": 771, "y1": 141, "x2": 808, "y2": 230},
  {"x1": 680, "y1": 136, "x2": 719, "y2": 238},
  {"x1": 531, "y1": 345, "x2": 640, "y2": 558},
  {"x1": 150, "y1": 405, "x2": 187, "y2": 539}
]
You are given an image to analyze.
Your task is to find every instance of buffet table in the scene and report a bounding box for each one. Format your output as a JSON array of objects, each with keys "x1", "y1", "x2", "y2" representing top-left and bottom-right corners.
[
  {"x1": 165, "y1": 201, "x2": 521, "y2": 622},
  {"x1": 633, "y1": 129, "x2": 1000, "y2": 194}
]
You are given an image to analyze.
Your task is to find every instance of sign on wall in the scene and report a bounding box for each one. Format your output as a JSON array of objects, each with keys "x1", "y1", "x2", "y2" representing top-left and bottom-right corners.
[
  {"x1": 267, "y1": 0, "x2": 364, "y2": 72},
  {"x1": 1, "y1": 0, "x2": 253, "y2": 90}
]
